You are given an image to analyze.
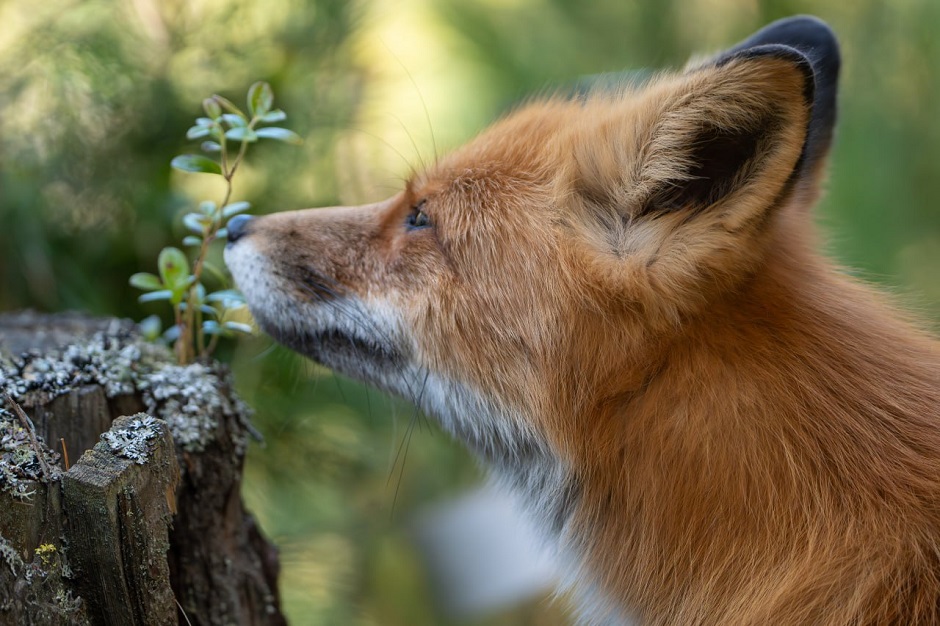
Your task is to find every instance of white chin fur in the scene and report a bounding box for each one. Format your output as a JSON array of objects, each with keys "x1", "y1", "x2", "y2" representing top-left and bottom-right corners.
[
  {"x1": 224, "y1": 239, "x2": 274, "y2": 316},
  {"x1": 225, "y1": 238, "x2": 411, "y2": 390}
]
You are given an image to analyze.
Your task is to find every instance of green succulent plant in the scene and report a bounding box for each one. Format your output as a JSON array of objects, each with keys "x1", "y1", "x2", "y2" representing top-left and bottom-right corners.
[{"x1": 130, "y1": 82, "x2": 300, "y2": 364}]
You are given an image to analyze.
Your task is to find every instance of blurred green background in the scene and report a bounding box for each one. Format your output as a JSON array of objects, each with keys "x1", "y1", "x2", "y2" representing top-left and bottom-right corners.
[{"x1": 1, "y1": 0, "x2": 939, "y2": 624}]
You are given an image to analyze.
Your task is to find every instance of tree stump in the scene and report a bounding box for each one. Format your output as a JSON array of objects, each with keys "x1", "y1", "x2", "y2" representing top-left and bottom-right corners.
[{"x1": 0, "y1": 311, "x2": 285, "y2": 626}]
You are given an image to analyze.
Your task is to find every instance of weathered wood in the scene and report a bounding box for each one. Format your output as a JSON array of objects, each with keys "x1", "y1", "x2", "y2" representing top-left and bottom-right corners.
[
  {"x1": 0, "y1": 405, "x2": 85, "y2": 625},
  {"x1": 62, "y1": 414, "x2": 179, "y2": 626},
  {"x1": 161, "y1": 360, "x2": 285, "y2": 625},
  {"x1": 30, "y1": 385, "x2": 113, "y2": 464},
  {"x1": 0, "y1": 478, "x2": 62, "y2": 567},
  {"x1": 0, "y1": 311, "x2": 285, "y2": 626},
  {"x1": 0, "y1": 311, "x2": 131, "y2": 356}
]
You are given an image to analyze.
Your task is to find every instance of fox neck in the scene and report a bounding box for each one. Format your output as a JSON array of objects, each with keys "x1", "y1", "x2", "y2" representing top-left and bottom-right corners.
[
  {"x1": 417, "y1": 370, "x2": 582, "y2": 536},
  {"x1": 559, "y1": 232, "x2": 940, "y2": 622},
  {"x1": 406, "y1": 218, "x2": 939, "y2": 622}
]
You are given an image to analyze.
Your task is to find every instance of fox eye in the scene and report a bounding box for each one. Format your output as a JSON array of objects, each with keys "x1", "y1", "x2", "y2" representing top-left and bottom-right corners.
[{"x1": 405, "y1": 202, "x2": 431, "y2": 230}]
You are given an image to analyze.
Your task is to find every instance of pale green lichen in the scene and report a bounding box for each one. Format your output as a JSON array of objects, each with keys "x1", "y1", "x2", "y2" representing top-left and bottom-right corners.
[
  {"x1": 0, "y1": 410, "x2": 59, "y2": 500},
  {"x1": 0, "y1": 332, "x2": 167, "y2": 401},
  {"x1": 0, "y1": 536, "x2": 23, "y2": 575},
  {"x1": 0, "y1": 535, "x2": 85, "y2": 623},
  {"x1": 136, "y1": 361, "x2": 251, "y2": 453},
  {"x1": 0, "y1": 325, "x2": 252, "y2": 466},
  {"x1": 101, "y1": 414, "x2": 162, "y2": 464}
]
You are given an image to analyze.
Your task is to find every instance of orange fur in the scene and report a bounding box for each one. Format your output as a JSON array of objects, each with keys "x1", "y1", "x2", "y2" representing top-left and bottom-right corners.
[{"x1": 227, "y1": 18, "x2": 940, "y2": 625}]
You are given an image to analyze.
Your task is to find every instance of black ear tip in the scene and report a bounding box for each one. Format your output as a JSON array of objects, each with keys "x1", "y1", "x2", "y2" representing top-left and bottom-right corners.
[
  {"x1": 732, "y1": 15, "x2": 840, "y2": 80},
  {"x1": 764, "y1": 16, "x2": 838, "y2": 49},
  {"x1": 717, "y1": 15, "x2": 841, "y2": 182},
  {"x1": 758, "y1": 16, "x2": 840, "y2": 68}
]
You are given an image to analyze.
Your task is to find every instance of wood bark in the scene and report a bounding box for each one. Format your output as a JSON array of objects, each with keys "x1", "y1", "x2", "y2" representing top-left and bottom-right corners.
[
  {"x1": 0, "y1": 311, "x2": 286, "y2": 626},
  {"x1": 62, "y1": 414, "x2": 179, "y2": 626}
]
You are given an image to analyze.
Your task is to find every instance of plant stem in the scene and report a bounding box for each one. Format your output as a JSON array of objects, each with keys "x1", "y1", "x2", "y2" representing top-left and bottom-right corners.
[
  {"x1": 173, "y1": 302, "x2": 187, "y2": 363},
  {"x1": 205, "y1": 331, "x2": 221, "y2": 358},
  {"x1": 177, "y1": 114, "x2": 257, "y2": 364},
  {"x1": 196, "y1": 304, "x2": 205, "y2": 355}
]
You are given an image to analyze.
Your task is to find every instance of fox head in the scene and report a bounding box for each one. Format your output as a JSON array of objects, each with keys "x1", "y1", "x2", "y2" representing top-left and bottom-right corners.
[
  {"x1": 226, "y1": 16, "x2": 838, "y2": 469},
  {"x1": 227, "y1": 16, "x2": 839, "y2": 500}
]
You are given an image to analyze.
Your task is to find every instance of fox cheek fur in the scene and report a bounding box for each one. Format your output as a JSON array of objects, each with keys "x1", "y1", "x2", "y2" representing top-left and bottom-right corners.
[{"x1": 227, "y1": 16, "x2": 940, "y2": 626}]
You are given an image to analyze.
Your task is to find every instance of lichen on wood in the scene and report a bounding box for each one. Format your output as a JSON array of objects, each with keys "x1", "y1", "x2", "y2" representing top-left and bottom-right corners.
[
  {"x1": 0, "y1": 312, "x2": 285, "y2": 626},
  {"x1": 0, "y1": 315, "x2": 253, "y2": 456},
  {"x1": 101, "y1": 414, "x2": 165, "y2": 465},
  {"x1": 0, "y1": 534, "x2": 87, "y2": 625},
  {"x1": 0, "y1": 405, "x2": 60, "y2": 500},
  {"x1": 63, "y1": 414, "x2": 179, "y2": 626}
]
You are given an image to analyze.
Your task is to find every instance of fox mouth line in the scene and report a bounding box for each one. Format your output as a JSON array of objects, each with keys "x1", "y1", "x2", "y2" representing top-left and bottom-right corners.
[
  {"x1": 302, "y1": 328, "x2": 403, "y2": 367},
  {"x1": 252, "y1": 308, "x2": 406, "y2": 376}
]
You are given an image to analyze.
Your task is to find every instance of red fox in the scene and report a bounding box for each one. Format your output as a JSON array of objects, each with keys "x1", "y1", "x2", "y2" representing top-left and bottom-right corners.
[{"x1": 225, "y1": 16, "x2": 940, "y2": 625}]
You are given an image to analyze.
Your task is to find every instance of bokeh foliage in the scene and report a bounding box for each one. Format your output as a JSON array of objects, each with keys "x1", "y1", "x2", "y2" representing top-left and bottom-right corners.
[
  {"x1": 0, "y1": 0, "x2": 361, "y2": 315},
  {"x1": 1, "y1": 0, "x2": 939, "y2": 624}
]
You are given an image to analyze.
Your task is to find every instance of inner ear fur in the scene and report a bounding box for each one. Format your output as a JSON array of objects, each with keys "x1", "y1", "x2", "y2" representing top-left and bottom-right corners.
[
  {"x1": 639, "y1": 46, "x2": 813, "y2": 219},
  {"x1": 575, "y1": 46, "x2": 814, "y2": 227},
  {"x1": 644, "y1": 116, "x2": 769, "y2": 214}
]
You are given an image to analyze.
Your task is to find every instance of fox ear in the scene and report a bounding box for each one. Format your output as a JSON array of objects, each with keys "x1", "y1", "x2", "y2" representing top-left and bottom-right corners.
[
  {"x1": 572, "y1": 42, "x2": 818, "y2": 235},
  {"x1": 566, "y1": 20, "x2": 840, "y2": 320},
  {"x1": 637, "y1": 16, "x2": 840, "y2": 216},
  {"x1": 628, "y1": 45, "x2": 815, "y2": 220},
  {"x1": 707, "y1": 15, "x2": 841, "y2": 202}
]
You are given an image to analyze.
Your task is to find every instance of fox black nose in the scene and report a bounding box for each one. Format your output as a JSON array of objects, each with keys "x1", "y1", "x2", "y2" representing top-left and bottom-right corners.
[{"x1": 227, "y1": 215, "x2": 254, "y2": 244}]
